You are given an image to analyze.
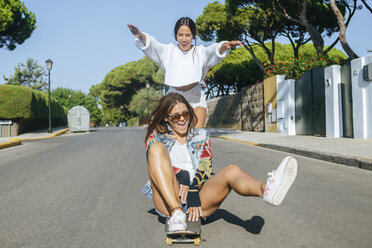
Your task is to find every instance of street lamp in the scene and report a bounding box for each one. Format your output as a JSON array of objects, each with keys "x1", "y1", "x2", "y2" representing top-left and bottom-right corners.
[
  {"x1": 145, "y1": 82, "x2": 150, "y2": 117},
  {"x1": 45, "y1": 59, "x2": 53, "y2": 133}
]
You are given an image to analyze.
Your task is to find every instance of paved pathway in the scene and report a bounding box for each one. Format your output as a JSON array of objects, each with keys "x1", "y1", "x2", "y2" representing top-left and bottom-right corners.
[{"x1": 0, "y1": 127, "x2": 371, "y2": 247}]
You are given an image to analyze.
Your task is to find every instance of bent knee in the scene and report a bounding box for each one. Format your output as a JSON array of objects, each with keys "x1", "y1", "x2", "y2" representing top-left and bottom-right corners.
[
  {"x1": 223, "y1": 164, "x2": 243, "y2": 176},
  {"x1": 148, "y1": 142, "x2": 167, "y2": 159},
  {"x1": 225, "y1": 164, "x2": 241, "y2": 171}
]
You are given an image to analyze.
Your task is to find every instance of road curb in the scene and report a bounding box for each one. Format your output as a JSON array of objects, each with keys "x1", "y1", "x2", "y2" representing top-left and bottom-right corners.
[
  {"x1": 0, "y1": 140, "x2": 22, "y2": 150},
  {"x1": 211, "y1": 135, "x2": 262, "y2": 146},
  {"x1": 261, "y1": 144, "x2": 372, "y2": 171},
  {"x1": 8, "y1": 128, "x2": 70, "y2": 141},
  {"x1": 213, "y1": 136, "x2": 372, "y2": 171}
]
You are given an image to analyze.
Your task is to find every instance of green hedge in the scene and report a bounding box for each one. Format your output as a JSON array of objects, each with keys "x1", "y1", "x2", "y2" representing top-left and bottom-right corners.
[{"x1": 0, "y1": 85, "x2": 66, "y2": 129}]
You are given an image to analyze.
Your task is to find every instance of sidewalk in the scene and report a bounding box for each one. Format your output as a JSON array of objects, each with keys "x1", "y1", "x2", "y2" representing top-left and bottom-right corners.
[
  {"x1": 209, "y1": 128, "x2": 372, "y2": 171},
  {"x1": 0, "y1": 127, "x2": 69, "y2": 149}
]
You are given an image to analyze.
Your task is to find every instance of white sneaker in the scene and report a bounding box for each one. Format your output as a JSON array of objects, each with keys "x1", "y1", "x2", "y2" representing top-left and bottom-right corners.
[
  {"x1": 167, "y1": 209, "x2": 187, "y2": 232},
  {"x1": 263, "y1": 156, "x2": 298, "y2": 206}
]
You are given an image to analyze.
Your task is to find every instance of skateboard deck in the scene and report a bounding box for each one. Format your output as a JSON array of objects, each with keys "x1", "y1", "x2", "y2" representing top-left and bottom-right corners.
[{"x1": 165, "y1": 217, "x2": 201, "y2": 246}]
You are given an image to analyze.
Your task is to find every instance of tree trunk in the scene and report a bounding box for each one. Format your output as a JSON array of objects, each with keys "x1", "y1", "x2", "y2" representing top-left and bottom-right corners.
[
  {"x1": 299, "y1": 0, "x2": 324, "y2": 55},
  {"x1": 273, "y1": 0, "x2": 325, "y2": 55},
  {"x1": 304, "y1": 23, "x2": 324, "y2": 55},
  {"x1": 330, "y1": 0, "x2": 359, "y2": 59},
  {"x1": 243, "y1": 44, "x2": 267, "y2": 75}
]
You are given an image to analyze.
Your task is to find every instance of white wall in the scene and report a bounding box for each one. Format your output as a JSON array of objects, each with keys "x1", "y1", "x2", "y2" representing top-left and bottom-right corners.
[
  {"x1": 324, "y1": 65, "x2": 343, "y2": 138},
  {"x1": 351, "y1": 54, "x2": 372, "y2": 139},
  {"x1": 276, "y1": 77, "x2": 296, "y2": 135}
]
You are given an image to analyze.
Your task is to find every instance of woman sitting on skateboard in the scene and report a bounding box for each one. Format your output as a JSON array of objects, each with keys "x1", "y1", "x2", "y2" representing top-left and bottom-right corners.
[{"x1": 143, "y1": 92, "x2": 297, "y2": 232}]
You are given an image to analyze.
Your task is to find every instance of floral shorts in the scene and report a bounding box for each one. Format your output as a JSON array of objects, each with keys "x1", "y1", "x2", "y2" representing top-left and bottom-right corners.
[{"x1": 168, "y1": 84, "x2": 208, "y2": 111}]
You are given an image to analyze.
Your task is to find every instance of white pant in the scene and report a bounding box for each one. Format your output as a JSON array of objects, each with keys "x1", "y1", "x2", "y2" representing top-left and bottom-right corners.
[{"x1": 167, "y1": 84, "x2": 208, "y2": 111}]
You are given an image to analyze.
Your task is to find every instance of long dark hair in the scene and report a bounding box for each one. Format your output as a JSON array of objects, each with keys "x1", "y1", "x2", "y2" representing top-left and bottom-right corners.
[
  {"x1": 174, "y1": 17, "x2": 197, "y2": 59},
  {"x1": 145, "y1": 93, "x2": 198, "y2": 142},
  {"x1": 174, "y1": 17, "x2": 196, "y2": 40}
]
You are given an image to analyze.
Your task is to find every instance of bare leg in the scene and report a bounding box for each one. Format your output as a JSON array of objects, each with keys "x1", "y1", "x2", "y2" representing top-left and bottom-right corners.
[
  {"x1": 147, "y1": 142, "x2": 180, "y2": 216},
  {"x1": 193, "y1": 106, "x2": 207, "y2": 128},
  {"x1": 199, "y1": 164, "x2": 266, "y2": 217}
]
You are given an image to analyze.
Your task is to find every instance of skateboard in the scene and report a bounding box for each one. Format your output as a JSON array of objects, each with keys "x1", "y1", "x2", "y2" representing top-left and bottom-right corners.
[{"x1": 165, "y1": 217, "x2": 201, "y2": 246}]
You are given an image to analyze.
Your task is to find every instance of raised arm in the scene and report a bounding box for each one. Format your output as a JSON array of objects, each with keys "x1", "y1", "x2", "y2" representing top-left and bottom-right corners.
[
  {"x1": 204, "y1": 40, "x2": 244, "y2": 69},
  {"x1": 127, "y1": 24, "x2": 146, "y2": 45}
]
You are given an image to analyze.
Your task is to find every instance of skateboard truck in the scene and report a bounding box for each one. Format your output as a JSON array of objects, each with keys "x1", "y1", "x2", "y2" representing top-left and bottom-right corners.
[{"x1": 165, "y1": 217, "x2": 201, "y2": 246}]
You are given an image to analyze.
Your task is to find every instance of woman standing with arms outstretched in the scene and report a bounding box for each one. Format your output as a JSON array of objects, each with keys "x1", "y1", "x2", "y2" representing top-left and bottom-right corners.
[{"x1": 128, "y1": 17, "x2": 243, "y2": 128}]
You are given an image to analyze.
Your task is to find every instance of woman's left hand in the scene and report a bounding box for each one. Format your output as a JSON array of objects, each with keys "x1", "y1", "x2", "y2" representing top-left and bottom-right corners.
[
  {"x1": 187, "y1": 207, "x2": 203, "y2": 222},
  {"x1": 179, "y1": 184, "x2": 189, "y2": 204},
  {"x1": 220, "y1": 40, "x2": 244, "y2": 54},
  {"x1": 225, "y1": 40, "x2": 244, "y2": 49}
]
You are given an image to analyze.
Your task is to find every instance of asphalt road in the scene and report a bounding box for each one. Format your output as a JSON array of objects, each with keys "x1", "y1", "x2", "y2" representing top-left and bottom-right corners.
[{"x1": 0, "y1": 127, "x2": 371, "y2": 248}]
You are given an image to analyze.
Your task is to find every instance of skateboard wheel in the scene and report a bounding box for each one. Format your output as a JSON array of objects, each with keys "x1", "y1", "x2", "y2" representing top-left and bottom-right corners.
[
  {"x1": 166, "y1": 237, "x2": 172, "y2": 246},
  {"x1": 194, "y1": 237, "x2": 200, "y2": 246}
]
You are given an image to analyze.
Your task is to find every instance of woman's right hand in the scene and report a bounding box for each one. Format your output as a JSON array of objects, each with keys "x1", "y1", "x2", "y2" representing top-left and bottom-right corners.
[
  {"x1": 127, "y1": 24, "x2": 140, "y2": 37},
  {"x1": 127, "y1": 24, "x2": 146, "y2": 45}
]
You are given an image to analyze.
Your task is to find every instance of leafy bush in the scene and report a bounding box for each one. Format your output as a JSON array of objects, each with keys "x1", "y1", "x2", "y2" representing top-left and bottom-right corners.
[
  {"x1": 0, "y1": 85, "x2": 66, "y2": 131},
  {"x1": 263, "y1": 44, "x2": 347, "y2": 79},
  {"x1": 264, "y1": 53, "x2": 346, "y2": 79},
  {"x1": 129, "y1": 87, "x2": 163, "y2": 125},
  {"x1": 52, "y1": 87, "x2": 102, "y2": 126},
  {"x1": 90, "y1": 57, "x2": 164, "y2": 125},
  {"x1": 127, "y1": 117, "x2": 139, "y2": 127}
]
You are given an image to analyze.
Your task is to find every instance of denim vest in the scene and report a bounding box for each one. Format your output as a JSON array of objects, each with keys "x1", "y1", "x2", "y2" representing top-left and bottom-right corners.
[{"x1": 141, "y1": 128, "x2": 210, "y2": 199}]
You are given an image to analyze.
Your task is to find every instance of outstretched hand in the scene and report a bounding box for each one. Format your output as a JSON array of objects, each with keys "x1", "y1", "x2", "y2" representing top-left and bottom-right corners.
[
  {"x1": 127, "y1": 24, "x2": 140, "y2": 37},
  {"x1": 225, "y1": 40, "x2": 244, "y2": 49},
  {"x1": 219, "y1": 40, "x2": 244, "y2": 55}
]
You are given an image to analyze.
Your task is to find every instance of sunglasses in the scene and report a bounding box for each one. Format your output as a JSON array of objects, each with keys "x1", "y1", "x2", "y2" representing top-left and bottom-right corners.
[{"x1": 168, "y1": 110, "x2": 191, "y2": 124}]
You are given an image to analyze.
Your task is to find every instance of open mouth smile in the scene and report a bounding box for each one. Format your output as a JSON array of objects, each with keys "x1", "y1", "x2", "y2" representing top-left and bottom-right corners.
[
  {"x1": 179, "y1": 42, "x2": 189, "y2": 50},
  {"x1": 177, "y1": 121, "x2": 187, "y2": 130}
]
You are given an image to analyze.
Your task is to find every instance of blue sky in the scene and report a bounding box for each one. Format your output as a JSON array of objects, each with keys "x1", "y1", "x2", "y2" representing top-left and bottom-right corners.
[{"x1": 0, "y1": 0, "x2": 371, "y2": 94}]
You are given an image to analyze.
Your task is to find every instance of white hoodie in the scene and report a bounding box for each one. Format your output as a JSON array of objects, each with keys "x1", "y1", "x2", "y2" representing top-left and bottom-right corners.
[{"x1": 135, "y1": 32, "x2": 230, "y2": 87}]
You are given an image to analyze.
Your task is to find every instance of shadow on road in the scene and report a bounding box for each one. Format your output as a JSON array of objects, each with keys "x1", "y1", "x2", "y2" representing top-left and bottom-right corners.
[
  {"x1": 148, "y1": 208, "x2": 167, "y2": 224},
  {"x1": 203, "y1": 209, "x2": 265, "y2": 234},
  {"x1": 147, "y1": 208, "x2": 264, "y2": 234}
]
